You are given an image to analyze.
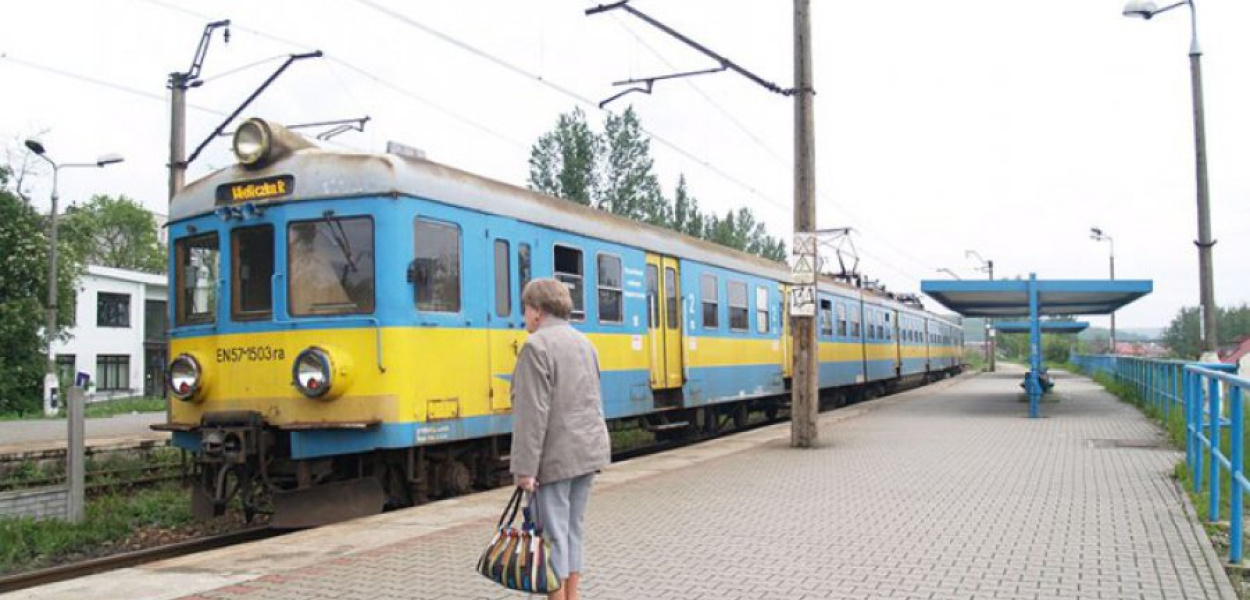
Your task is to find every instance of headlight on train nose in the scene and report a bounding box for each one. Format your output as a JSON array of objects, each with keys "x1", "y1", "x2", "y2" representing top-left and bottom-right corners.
[
  {"x1": 233, "y1": 118, "x2": 272, "y2": 167},
  {"x1": 168, "y1": 354, "x2": 202, "y2": 401},
  {"x1": 293, "y1": 347, "x2": 333, "y2": 398}
]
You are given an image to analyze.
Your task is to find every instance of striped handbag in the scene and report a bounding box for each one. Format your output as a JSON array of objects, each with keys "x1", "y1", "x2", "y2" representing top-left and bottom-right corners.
[{"x1": 476, "y1": 487, "x2": 561, "y2": 594}]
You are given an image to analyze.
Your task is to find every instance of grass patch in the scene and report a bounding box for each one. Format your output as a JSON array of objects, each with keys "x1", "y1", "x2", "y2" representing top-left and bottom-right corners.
[
  {"x1": 83, "y1": 396, "x2": 166, "y2": 418},
  {"x1": 0, "y1": 482, "x2": 192, "y2": 574}
]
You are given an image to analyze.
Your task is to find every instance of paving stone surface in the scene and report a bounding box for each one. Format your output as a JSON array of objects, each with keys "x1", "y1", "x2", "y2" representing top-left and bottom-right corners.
[{"x1": 172, "y1": 369, "x2": 1237, "y2": 599}]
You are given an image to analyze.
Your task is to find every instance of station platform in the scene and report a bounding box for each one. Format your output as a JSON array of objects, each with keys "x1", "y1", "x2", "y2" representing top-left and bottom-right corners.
[
  {"x1": 11, "y1": 367, "x2": 1236, "y2": 600},
  {"x1": 0, "y1": 413, "x2": 167, "y2": 455}
]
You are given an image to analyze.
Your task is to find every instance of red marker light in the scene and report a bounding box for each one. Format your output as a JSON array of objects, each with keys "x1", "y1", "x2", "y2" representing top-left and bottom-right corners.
[{"x1": 179, "y1": 382, "x2": 190, "y2": 394}]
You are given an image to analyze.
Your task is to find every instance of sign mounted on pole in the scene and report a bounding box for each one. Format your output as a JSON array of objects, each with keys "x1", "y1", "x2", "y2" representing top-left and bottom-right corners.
[
  {"x1": 793, "y1": 232, "x2": 817, "y2": 256},
  {"x1": 790, "y1": 285, "x2": 816, "y2": 317}
]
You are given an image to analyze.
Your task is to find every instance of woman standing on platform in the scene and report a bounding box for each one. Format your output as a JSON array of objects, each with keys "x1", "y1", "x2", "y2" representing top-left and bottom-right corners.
[{"x1": 510, "y1": 278, "x2": 612, "y2": 600}]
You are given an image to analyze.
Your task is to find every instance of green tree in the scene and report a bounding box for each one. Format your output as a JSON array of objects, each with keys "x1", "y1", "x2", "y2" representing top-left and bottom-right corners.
[
  {"x1": 599, "y1": 108, "x2": 668, "y2": 226},
  {"x1": 1162, "y1": 304, "x2": 1250, "y2": 359},
  {"x1": 527, "y1": 107, "x2": 598, "y2": 206},
  {"x1": 0, "y1": 166, "x2": 81, "y2": 415},
  {"x1": 60, "y1": 195, "x2": 166, "y2": 274},
  {"x1": 527, "y1": 106, "x2": 787, "y2": 262}
]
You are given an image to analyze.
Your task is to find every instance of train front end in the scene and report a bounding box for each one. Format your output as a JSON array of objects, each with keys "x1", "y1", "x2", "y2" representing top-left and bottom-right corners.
[{"x1": 157, "y1": 119, "x2": 409, "y2": 527}]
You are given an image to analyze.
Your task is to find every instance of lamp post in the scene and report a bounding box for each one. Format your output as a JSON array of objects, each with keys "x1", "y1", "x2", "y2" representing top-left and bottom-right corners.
[
  {"x1": 966, "y1": 250, "x2": 995, "y2": 372},
  {"x1": 1090, "y1": 227, "x2": 1117, "y2": 353},
  {"x1": 24, "y1": 140, "x2": 124, "y2": 416},
  {"x1": 1122, "y1": 0, "x2": 1217, "y2": 358}
]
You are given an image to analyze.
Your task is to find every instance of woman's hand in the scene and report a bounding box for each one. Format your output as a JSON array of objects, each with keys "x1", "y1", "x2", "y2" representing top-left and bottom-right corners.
[{"x1": 516, "y1": 476, "x2": 539, "y2": 492}]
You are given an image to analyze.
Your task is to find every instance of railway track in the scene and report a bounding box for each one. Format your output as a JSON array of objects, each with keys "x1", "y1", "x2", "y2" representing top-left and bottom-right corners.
[{"x1": 0, "y1": 527, "x2": 281, "y2": 594}]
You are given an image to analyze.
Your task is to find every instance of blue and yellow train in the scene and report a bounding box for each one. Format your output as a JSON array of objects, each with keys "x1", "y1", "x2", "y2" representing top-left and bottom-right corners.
[{"x1": 156, "y1": 118, "x2": 963, "y2": 527}]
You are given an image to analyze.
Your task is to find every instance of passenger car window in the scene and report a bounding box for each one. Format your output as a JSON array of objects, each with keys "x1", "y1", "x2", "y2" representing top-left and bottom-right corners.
[{"x1": 412, "y1": 219, "x2": 461, "y2": 313}]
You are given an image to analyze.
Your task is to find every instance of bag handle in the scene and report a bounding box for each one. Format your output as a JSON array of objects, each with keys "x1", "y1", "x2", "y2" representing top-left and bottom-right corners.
[{"x1": 495, "y1": 487, "x2": 525, "y2": 531}]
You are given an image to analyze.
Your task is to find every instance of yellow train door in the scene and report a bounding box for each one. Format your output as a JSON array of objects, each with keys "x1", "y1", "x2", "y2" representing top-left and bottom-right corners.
[
  {"x1": 645, "y1": 255, "x2": 666, "y2": 388},
  {"x1": 660, "y1": 257, "x2": 684, "y2": 388}
]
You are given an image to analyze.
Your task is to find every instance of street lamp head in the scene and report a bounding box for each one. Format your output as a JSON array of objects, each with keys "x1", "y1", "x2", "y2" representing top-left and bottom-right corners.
[
  {"x1": 95, "y1": 153, "x2": 124, "y2": 167},
  {"x1": 1122, "y1": 0, "x2": 1158, "y2": 19},
  {"x1": 1091, "y1": 227, "x2": 1103, "y2": 237},
  {"x1": 24, "y1": 139, "x2": 47, "y2": 156}
]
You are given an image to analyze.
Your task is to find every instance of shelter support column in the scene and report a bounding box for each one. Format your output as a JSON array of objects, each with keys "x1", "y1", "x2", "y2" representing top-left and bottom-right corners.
[{"x1": 1027, "y1": 273, "x2": 1043, "y2": 418}]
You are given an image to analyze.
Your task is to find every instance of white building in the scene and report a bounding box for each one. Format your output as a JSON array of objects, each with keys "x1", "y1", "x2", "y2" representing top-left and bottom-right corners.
[{"x1": 52, "y1": 265, "x2": 168, "y2": 403}]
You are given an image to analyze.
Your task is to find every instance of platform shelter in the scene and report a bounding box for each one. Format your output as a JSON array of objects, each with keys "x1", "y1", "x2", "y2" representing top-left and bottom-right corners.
[{"x1": 921, "y1": 274, "x2": 1151, "y2": 417}]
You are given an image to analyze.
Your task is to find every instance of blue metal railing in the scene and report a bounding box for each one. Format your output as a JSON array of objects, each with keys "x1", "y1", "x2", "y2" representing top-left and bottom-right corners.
[{"x1": 1073, "y1": 354, "x2": 1245, "y2": 563}]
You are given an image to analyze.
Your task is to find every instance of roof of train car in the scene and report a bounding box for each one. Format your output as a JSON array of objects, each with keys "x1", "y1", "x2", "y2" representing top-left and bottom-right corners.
[{"x1": 172, "y1": 141, "x2": 957, "y2": 325}]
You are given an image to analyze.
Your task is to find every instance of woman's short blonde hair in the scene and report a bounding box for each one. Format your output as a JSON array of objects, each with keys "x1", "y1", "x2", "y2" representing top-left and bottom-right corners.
[{"x1": 521, "y1": 278, "x2": 573, "y2": 320}]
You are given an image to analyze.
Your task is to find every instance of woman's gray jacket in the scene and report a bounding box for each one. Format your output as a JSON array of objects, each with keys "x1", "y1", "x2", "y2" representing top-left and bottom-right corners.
[{"x1": 509, "y1": 318, "x2": 611, "y2": 483}]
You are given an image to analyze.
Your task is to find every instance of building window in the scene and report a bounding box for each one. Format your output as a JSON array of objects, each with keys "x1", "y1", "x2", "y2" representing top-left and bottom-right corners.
[
  {"x1": 554, "y1": 245, "x2": 585, "y2": 320},
  {"x1": 96, "y1": 354, "x2": 130, "y2": 391},
  {"x1": 97, "y1": 292, "x2": 131, "y2": 328},
  {"x1": 597, "y1": 254, "x2": 623, "y2": 324},
  {"x1": 837, "y1": 303, "x2": 848, "y2": 337},
  {"x1": 494, "y1": 240, "x2": 510, "y2": 318},
  {"x1": 144, "y1": 300, "x2": 167, "y2": 343},
  {"x1": 288, "y1": 217, "x2": 375, "y2": 316},
  {"x1": 175, "y1": 233, "x2": 219, "y2": 326},
  {"x1": 756, "y1": 286, "x2": 770, "y2": 334},
  {"x1": 56, "y1": 355, "x2": 75, "y2": 390},
  {"x1": 728, "y1": 281, "x2": 748, "y2": 331},
  {"x1": 820, "y1": 299, "x2": 833, "y2": 337},
  {"x1": 701, "y1": 274, "x2": 719, "y2": 329},
  {"x1": 232, "y1": 225, "x2": 274, "y2": 320}
]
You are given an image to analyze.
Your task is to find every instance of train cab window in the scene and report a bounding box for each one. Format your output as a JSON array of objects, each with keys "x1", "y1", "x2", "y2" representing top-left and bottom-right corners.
[
  {"x1": 701, "y1": 274, "x2": 719, "y2": 329},
  {"x1": 837, "y1": 303, "x2": 848, "y2": 337},
  {"x1": 646, "y1": 265, "x2": 659, "y2": 328},
  {"x1": 665, "y1": 267, "x2": 679, "y2": 330},
  {"x1": 231, "y1": 226, "x2": 274, "y2": 320},
  {"x1": 412, "y1": 219, "x2": 461, "y2": 313},
  {"x1": 728, "y1": 281, "x2": 748, "y2": 331},
  {"x1": 819, "y1": 299, "x2": 833, "y2": 337},
  {"x1": 494, "y1": 240, "x2": 510, "y2": 318},
  {"x1": 554, "y1": 245, "x2": 585, "y2": 320},
  {"x1": 597, "y1": 254, "x2": 623, "y2": 324},
  {"x1": 518, "y1": 243, "x2": 532, "y2": 303},
  {"x1": 175, "y1": 233, "x2": 219, "y2": 326},
  {"x1": 756, "y1": 286, "x2": 770, "y2": 334},
  {"x1": 289, "y1": 217, "x2": 375, "y2": 316}
]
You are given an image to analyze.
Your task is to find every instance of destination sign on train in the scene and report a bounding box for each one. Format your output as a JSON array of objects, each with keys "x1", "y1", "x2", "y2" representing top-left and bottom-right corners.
[{"x1": 216, "y1": 175, "x2": 295, "y2": 204}]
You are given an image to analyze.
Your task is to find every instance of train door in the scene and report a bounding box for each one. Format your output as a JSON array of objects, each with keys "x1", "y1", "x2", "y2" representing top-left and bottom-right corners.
[
  {"x1": 644, "y1": 255, "x2": 666, "y2": 388},
  {"x1": 780, "y1": 284, "x2": 792, "y2": 379},
  {"x1": 660, "y1": 257, "x2": 684, "y2": 388},
  {"x1": 486, "y1": 219, "x2": 530, "y2": 412}
]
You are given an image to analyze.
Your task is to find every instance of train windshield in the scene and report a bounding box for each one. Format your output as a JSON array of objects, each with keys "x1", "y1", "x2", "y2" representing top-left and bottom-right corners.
[{"x1": 288, "y1": 216, "x2": 375, "y2": 316}]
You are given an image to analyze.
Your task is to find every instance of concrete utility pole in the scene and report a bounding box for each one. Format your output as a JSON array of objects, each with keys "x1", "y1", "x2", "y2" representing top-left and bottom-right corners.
[
  {"x1": 1090, "y1": 227, "x2": 1116, "y2": 352},
  {"x1": 966, "y1": 250, "x2": 995, "y2": 372},
  {"x1": 169, "y1": 20, "x2": 230, "y2": 202},
  {"x1": 1122, "y1": 0, "x2": 1217, "y2": 357},
  {"x1": 791, "y1": 0, "x2": 819, "y2": 447}
]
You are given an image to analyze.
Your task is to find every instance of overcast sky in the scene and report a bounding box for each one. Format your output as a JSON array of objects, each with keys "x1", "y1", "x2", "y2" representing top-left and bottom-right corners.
[{"x1": 3, "y1": 0, "x2": 1248, "y2": 330}]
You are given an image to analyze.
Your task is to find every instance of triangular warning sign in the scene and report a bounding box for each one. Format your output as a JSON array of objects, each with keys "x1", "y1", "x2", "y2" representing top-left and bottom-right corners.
[{"x1": 792, "y1": 255, "x2": 813, "y2": 275}]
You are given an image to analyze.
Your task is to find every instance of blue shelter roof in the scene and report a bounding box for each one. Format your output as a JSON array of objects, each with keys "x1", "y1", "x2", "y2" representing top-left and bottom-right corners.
[
  {"x1": 920, "y1": 279, "x2": 1152, "y2": 318},
  {"x1": 994, "y1": 321, "x2": 1090, "y2": 334}
]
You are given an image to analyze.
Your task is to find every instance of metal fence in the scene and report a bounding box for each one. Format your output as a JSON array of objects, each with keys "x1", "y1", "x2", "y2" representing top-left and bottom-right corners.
[{"x1": 1072, "y1": 355, "x2": 1247, "y2": 563}]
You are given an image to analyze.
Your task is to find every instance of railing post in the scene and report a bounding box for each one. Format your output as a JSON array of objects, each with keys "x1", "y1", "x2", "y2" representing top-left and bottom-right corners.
[
  {"x1": 1230, "y1": 384, "x2": 1243, "y2": 564},
  {"x1": 1194, "y1": 371, "x2": 1204, "y2": 494},
  {"x1": 1185, "y1": 371, "x2": 1194, "y2": 474},
  {"x1": 1209, "y1": 376, "x2": 1221, "y2": 522}
]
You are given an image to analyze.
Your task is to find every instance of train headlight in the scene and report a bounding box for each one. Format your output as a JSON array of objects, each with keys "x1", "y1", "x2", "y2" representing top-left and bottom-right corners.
[
  {"x1": 293, "y1": 347, "x2": 333, "y2": 398},
  {"x1": 168, "y1": 354, "x2": 203, "y2": 402},
  {"x1": 233, "y1": 118, "x2": 273, "y2": 167}
]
